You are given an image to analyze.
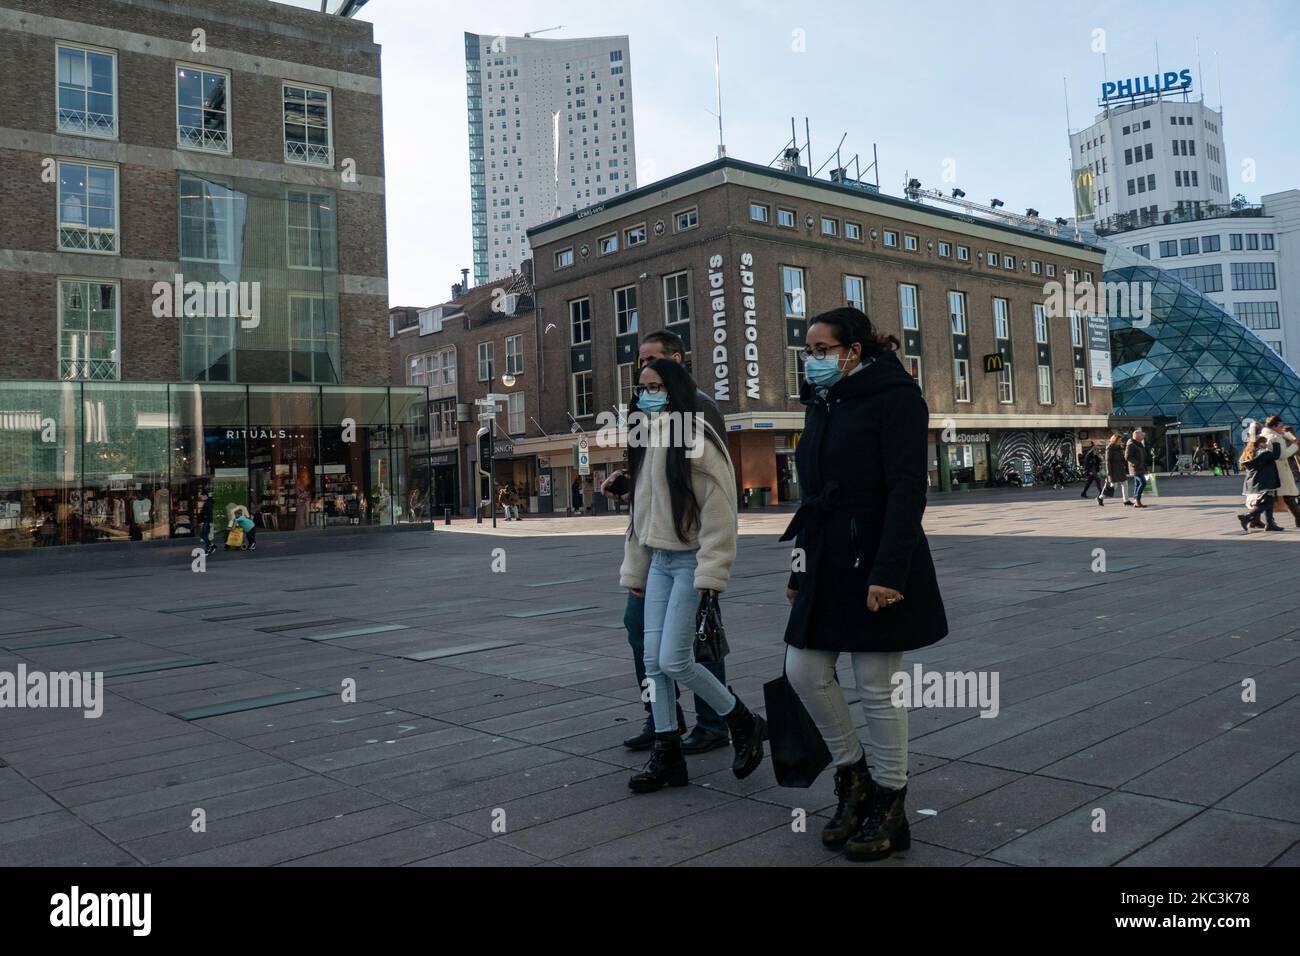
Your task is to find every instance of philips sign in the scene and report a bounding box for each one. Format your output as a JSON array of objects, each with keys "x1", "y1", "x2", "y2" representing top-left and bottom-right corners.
[{"x1": 1101, "y1": 69, "x2": 1192, "y2": 102}]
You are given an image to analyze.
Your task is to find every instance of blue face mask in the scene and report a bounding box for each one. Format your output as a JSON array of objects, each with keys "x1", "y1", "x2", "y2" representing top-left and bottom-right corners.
[
  {"x1": 638, "y1": 391, "x2": 668, "y2": 414},
  {"x1": 804, "y1": 355, "x2": 845, "y2": 388}
]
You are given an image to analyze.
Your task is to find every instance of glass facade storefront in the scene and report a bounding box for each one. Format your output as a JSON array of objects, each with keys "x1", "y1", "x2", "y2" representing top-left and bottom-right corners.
[{"x1": 0, "y1": 382, "x2": 427, "y2": 549}]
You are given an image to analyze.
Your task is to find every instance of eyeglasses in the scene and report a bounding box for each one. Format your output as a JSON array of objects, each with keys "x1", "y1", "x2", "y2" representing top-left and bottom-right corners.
[
  {"x1": 800, "y1": 344, "x2": 849, "y2": 360},
  {"x1": 634, "y1": 383, "x2": 664, "y2": 396}
]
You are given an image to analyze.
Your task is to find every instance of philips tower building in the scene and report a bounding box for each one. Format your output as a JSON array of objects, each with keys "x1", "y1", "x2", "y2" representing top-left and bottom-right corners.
[{"x1": 465, "y1": 31, "x2": 637, "y2": 286}]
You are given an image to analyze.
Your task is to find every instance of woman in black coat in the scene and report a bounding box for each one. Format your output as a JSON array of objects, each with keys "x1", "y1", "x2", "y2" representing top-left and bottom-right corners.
[
  {"x1": 1237, "y1": 435, "x2": 1285, "y2": 533},
  {"x1": 780, "y1": 307, "x2": 947, "y2": 863}
]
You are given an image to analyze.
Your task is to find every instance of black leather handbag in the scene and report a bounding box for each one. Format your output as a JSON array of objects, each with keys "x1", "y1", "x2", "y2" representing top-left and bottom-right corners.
[
  {"x1": 763, "y1": 668, "x2": 833, "y2": 788},
  {"x1": 694, "y1": 592, "x2": 730, "y2": 663}
]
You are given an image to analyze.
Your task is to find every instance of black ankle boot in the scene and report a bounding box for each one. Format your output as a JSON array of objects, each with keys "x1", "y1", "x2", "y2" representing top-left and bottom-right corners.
[
  {"x1": 822, "y1": 756, "x2": 874, "y2": 849},
  {"x1": 623, "y1": 704, "x2": 686, "y2": 751},
  {"x1": 723, "y1": 691, "x2": 767, "y2": 780},
  {"x1": 845, "y1": 784, "x2": 910, "y2": 862},
  {"x1": 628, "y1": 732, "x2": 688, "y2": 793}
]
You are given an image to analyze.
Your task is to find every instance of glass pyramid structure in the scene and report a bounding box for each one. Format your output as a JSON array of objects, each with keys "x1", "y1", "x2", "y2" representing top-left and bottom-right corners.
[{"x1": 1097, "y1": 239, "x2": 1300, "y2": 428}]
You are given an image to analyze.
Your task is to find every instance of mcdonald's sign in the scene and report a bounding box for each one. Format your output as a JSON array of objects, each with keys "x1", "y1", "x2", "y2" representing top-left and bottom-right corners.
[{"x1": 983, "y1": 353, "x2": 1005, "y2": 373}]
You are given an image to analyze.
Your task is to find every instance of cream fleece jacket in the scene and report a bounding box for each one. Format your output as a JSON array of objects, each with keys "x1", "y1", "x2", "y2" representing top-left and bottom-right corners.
[{"x1": 619, "y1": 417, "x2": 738, "y2": 593}]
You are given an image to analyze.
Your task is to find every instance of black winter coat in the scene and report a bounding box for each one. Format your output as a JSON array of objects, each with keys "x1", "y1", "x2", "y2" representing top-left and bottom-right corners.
[
  {"x1": 781, "y1": 351, "x2": 948, "y2": 653},
  {"x1": 1105, "y1": 443, "x2": 1126, "y2": 480},
  {"x1": 1242, "y1": 442, "x2": 1282, "y2": 495}
]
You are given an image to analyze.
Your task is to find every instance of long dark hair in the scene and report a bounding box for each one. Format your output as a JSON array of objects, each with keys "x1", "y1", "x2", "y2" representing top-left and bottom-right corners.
[
  {"x1": 627, "y1": 358, "x2": 728, "y2": 543},
  {"x1": 807, "y1": 306, "x2": 900, "y2": 358}
]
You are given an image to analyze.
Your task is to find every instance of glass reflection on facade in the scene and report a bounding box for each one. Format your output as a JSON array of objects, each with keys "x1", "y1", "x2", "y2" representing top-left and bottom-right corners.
[
  {"x1": 1101, "y1": 241, "x2": 1300, "y2": 428},
  {"x1": 0, "y1": 382, "x2": 426, "y2": 549},
  {"x1": 175, "y1": 174, "x2": 339, "y2": 385}
]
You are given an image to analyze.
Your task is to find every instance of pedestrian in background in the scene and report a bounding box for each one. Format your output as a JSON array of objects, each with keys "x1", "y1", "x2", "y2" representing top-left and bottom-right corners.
[
  {"x1": 781, "y1": 308, "x2": 948, "y2": 862},
  {"x1": 1126, "y1": 429, "x2": 1150, "y2": 507},
  {"x1": 1261, "y1": 416, "x2": 1300, "y2": 528},
  {"x1": 619, "y1": 358, "x2": 766, "y2": 793},
  {"x1": 1102, "y1": 433, "x2": 1127, "y2": 507},
  {"x1": 1080, "y1": 444, "x2": 1103, "y2": 501},
  {"x1": 197, "y1": 491, "x2": 216, "y2": 555},
  {"x1": 1238, "y1": 434, "x2": 1286, "y2": 533}
]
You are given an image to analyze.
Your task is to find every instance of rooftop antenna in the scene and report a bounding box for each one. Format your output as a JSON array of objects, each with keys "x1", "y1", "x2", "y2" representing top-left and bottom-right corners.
[
  {"x1": 552, "y1": 110, "x2": 562, "y2": 217},
  {"x1": 1215, "y1": 50, "x2": 1223, "y2": 118},
  {"x1": 814, "y1": 132, "x2": 847, "y2": 177},
  {"x1": 714, "y1": 37, "x2": 726, "y2": 159},
  {"x1": 1196, "y1": 36, "x2": 1204, "y2": 102},
  {"x1": 805, "y1": 117, "x2": 812, "y2": 174},
  {"x1": 523, "y1": 25, "x2": 564, "y2": 38}
]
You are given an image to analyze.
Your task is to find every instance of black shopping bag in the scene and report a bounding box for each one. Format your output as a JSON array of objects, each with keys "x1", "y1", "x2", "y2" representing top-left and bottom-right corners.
[{"x1": 762, "y1": 672, "x2": 832, "y2": 788}]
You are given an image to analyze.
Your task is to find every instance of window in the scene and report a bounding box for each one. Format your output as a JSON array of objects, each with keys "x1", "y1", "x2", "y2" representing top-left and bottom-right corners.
[
  {"x1": 555, "y1": 247, "x2": 574, "y2": 268},
  {"x1": 1232, "y1": 262, "x2": 1277, "y2": 291},
  {"x1": 883, "y1": 230, "x2": 898, "y2": 247},
  {"x1": 1246, "y1": 234, "x2": 1259, "y2": 251},
  {"x1": 899, "y1": 284, "x2": 919, "y2": 330},
  {"x1": 956, "y1": 245, "x2": 970, "y2": 262},
  {"x1": 749, "y1": 203, "x2": 770, "y2": 223},
  {"x1": 1169, "y1": 264, "x2": 1224, "y2": 294},
  {"x1": 785, "y1": 348, "x2": 803, "y2": 398},
  {"x1": 283, "y1": 83, "x2": 332, "y2": 165},
  {"x1": 1073, "y1": 367, "x2": 1088, "y2": 405},
  {"x1": 1235, "y1": 301, "x2": 1281, "y2": 330},
  {"x1": 1262, "y1": 234, "x2": 1275, "y2": 250},
  {"x1": 1159, "y1": 240, "x2": 1178, "y2": 258},
  {"x1": 285, "y1": 191, "x2": 337, "y2": 270},
  {"x1": 904, "y1": 234, "x2": 918, "y2": 251},
  {"x1": 178, "y1": 176, "x2": 235, "y2": 262},
  {"x1": 947, "y1": 291, "x2": 966, "y2": 335},
  {"x1": 176, "y1": 65, "x2": 230, "y2": 152},
  {"x1": 1037, "y1": 365, "x2": 1053, "y2": 404},
  {"x1": 1180, "y1": 237, "x2": 1200, "y2": 256},
  {"x1": 614, "y1": 285, "x2": 638, "y2": 334},
  {"x1": 1132, "y1": 244, "x2": 1150, "y2": 258},
  {"x1": 845, "y1": 221, "x2": 862, "y2": 241},
  {"x1": 507, "y1": 391, "x2": 525, "y2": 434},
  {"x1": 505, "y1": 334, "x2": 523, "y2": 375},
  {"x1": 904, "y1": 354, "x2": 922, "y2": 386},
  {"x1": 997, "y1": 364, "x2": 1013, "y2": 404},
  {"x1": 843, "y1": 275, "x2": 865, "y2": 311},
  {"x1": 477, "y1": 342, "x2": 494, "y2": 381},
  {"x1": 56, "y1": 43, "x2": 116, "y2": 137},
  {"x1": 777, "y1": 208, "x2": 795, "y2": 228},
  {"x1": 57, "y1": 160, "x2": 117, "y2": 253},
  {"x1": 569, "y1": 297, "x2": 591, "y2": 344},
  {"x1": 58, "y1": 279, "x2": 119, "y2": 380},
  {"x1": 1070, "y1": 310, "x2": 1084, "y2": 347},
  {"x1": 625, "y1": 223, "x2": 646, "y2": 246},
  {"x1": 288, "y1": 294, "x2": 339, "y2": 382},
  {"x1": 1230, "y1": 233, "x2": 1243, "y2": 251},
  {"x1": 571, "y1": 370, "x2": 595, "y2": 417},
  {"x1": 664, "y1": 272, "x2": 691, "y2": 324},
  {"x1": 1003, "y1": 255, "x2": 1015, "y2": 270},
  {"x1": 821, "y1": 217, "x2": 838, "y2": 237},
  {"x1": 782, "y1": 266, "x2": 806, "y2": 319},
  {"x1": 1030, "y1": 259, "x2": 1041, "y2": 275},
  {"x1": 953, "y1": 359, "x2": 971, "y2": 403},
  {"x1": 986, "y1": 251, "x2": 998, "y2": 266},
  {"x1": 1034, "y1": 303, "x2": 1048, "y2": 344},
  {"x1": 674, "y1": 207, "x2": 698, "y2": 232},
  {"x1": 598, "y1": 233, "x2": 618, "y2": 255},
  {"x1": 617, "y1": 363, "x2": 635, "y2": 408},
  {"x1": 938, "y1": 241, "x2": 951, "y2": 258},
  {"x1": 993, "y1": 298, "x2": 1009, "y2": 339}
]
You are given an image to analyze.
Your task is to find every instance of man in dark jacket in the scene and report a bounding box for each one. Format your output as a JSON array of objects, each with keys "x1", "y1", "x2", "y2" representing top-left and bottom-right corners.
[
  {"x1": 1125, "y1": 429, "x2": 1150, "y2": 507},
  {"x1": 615, "y1": 329, "x2": 731, "y2": 755},
  {"x1": 197, "y1": 491, "x2": 216, "y2": 555},
  {"x1": 1238, "y1": 437, "x2": 1285, "y2": 532}
]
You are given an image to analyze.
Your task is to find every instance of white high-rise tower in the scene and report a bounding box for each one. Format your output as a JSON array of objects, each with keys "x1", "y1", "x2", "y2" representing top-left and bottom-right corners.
[{"x1": 465, "y1": 31, "x2": 637, "y2": 286}]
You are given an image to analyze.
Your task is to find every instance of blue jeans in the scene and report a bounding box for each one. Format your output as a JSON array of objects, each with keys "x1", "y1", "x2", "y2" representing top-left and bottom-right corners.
[
  {"x1": 1132, "y1": 474, "x2": 1147, "y2": 501},
  {"x1": 642, "y1": 549, "x2": 735, "y2": 734},
  {"x1": 625, "y1": 591, "x2": 728, "y2": 733}
]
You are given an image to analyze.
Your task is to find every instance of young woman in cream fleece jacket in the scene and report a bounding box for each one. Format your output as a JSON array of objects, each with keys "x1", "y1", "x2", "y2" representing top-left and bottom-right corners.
[{"x1": 618, "y1": 358, "x2": 767, "y2": 793}]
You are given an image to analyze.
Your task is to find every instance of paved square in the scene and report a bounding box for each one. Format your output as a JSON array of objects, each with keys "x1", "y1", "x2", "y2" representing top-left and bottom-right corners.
[{"x1": 1, "y1": 477, "x2": 1297, "y2": 866}]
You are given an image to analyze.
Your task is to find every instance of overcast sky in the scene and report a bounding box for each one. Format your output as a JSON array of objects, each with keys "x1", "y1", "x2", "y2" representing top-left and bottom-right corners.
[{"x1": 278, "y1": 0, "x2": 1300, "y2": 307}]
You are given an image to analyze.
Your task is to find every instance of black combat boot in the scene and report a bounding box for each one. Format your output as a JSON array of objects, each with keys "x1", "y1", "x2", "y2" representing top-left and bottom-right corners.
[
  {"x1": 622, "y1": 704, "x2": 686, "y2": 751},
  {"x1": 845, "y1": 784, "x2": 911, "y2": 862},
  {"x1": 723, "y1": 692, "x2": 767, "y2": 779},
  {"x1": 822, "y1": 756, "x2": 874, "y2": 849},
  {"x1": 628, "y1": 732, "x2": 689, "y2": 793}
]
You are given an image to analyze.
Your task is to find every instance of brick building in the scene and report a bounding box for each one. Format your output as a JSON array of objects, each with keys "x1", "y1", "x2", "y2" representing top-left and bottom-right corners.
[
  {"x1": 0, "y1": 0, "x2": 420, "y2": 549},
  {"x1": 521, "y1": 157, "x2": 1114, "y2": 506}
]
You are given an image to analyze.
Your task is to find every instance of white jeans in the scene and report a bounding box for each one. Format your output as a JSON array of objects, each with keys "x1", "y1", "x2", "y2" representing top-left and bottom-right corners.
[{"x1": 784, "y1": 645, "x2": 908, "y2": 790}]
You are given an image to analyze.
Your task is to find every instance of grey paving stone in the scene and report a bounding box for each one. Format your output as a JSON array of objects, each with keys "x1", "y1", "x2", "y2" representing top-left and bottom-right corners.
[
  {"x1": 405, "y1": 837, "x2": 543, "y2": 867},
  {"x1": 0, "y1": 821, "x2": 140, "y2": 866},
  {"x1": 989, "y1": 792, "x2": 1200, "y2": 866},
  {"x1": 278, "y1": 820, "x2": 481, "y2": 866},
  {"x1": 1122, "y1": 731, "x2": 1293, "y2": 805},
  {"x1": 399, "y1": 754, "x2": 619, "y2": 819},
  {"x1": 1117, "y1": 809, "x2": 1300, "y2": 866},
  {"x1": 1215, "y1": 753, "x2": 1300, "y2": 823},
  {"x1": 556, "y1": 798, "x2": 782, "y2": 866},
  {"x1": 819, "y1": 839, "x2": 975, "y2": 866}
]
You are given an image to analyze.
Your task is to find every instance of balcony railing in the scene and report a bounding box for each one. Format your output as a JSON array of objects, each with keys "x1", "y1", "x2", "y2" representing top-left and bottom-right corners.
[
  {"x1": 178, "y1": 125, "x2": 230, "y2": 152},
  {"x1": 1093, "y1": 203, "x2": 1265, "y2": 238},
  {"x1": 285, "y1": 141, "x2": 334, "y2": 166},
  {"x1": 59, "y1": 358, "x2": 120, "y2": 382},
  {"x1": 57, "y1": 108, "x2": 116, "y2": 138},
  {"x1": 58, "y1": 226, "x2": 116, "y2": 253}
]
